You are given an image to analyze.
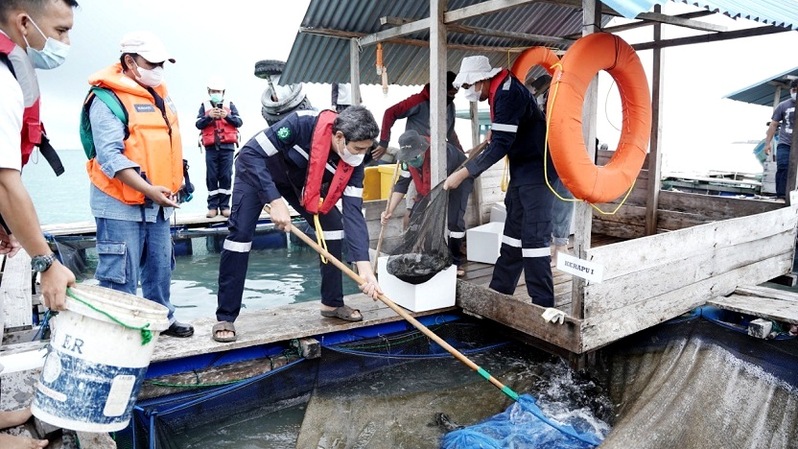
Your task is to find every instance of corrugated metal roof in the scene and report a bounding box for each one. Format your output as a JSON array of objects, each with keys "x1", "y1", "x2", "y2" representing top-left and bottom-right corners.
[
  {"x1": 725, "y1": 66, "x2": 798, "y2": 107},
  {"x1": 281, "y1": 0, "x2": 591, "y2": 86},
  {"x1": 280, "y1": 0, "x2": 798, "y2": 86},
  {"x1": 679, "y1": 0, "x2": 798, "y2": 30}
]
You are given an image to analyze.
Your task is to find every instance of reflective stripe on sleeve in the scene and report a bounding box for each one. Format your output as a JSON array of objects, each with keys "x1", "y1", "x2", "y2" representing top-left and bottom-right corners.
[
  {"x1": 344, "y1": 186, "x2": 363, "y2": 197},
  {"x1": 323, "y1": 230, "x2": 345, "y2": 240},
  {"x1": 255, "y1": 132, "x2": 278, "y2": 156},
  {"x1": 492, "y1": 123, "x2": 518, "y2": 133}
]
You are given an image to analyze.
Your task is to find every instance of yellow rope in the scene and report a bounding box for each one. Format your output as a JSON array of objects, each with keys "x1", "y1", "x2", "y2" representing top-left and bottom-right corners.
[
  {"x1": 500, "y1": 156, "x2": 509, "y2": 192},
  {"x1": 543, "y1": 63, "x2": 634, "y2": 215},
  {"x1": 313, "y1": 200, "x2": 328, "y2": 264}
]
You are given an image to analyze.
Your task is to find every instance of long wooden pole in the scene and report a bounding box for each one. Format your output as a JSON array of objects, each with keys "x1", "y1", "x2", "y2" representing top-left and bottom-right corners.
[
  {"x1": 373, "y1": 164, "x2": 401, "y2": 273},
  {"x1": 274, "y1": 208, "x2": 519, "y2": 400}
]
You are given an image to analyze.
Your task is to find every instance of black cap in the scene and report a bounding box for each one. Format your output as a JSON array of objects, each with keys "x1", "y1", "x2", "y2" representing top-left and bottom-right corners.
[{"x1": 397, "y1": 130, "x2": 428, "y2": 162}]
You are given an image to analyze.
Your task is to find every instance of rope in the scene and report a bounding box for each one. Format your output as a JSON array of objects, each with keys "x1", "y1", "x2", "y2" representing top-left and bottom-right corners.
[
  {"x1": 66, "y1": 288, "x2": 154, "y2": 346},
  {"x1": 543, "y1": 62, "x2": 634, "y2": 215},
  {"x1": 312, "y1": 199, "x2": 328, "y2": 264}
]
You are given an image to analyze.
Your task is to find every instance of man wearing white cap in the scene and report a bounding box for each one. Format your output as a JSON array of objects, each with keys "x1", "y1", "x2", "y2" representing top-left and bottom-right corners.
[
  {"x1": 83, "y1": 31, "x2": 194, "y2": 337},
  {"x1": 444, "y1": 55, "x2": 556, "y2": 308}
]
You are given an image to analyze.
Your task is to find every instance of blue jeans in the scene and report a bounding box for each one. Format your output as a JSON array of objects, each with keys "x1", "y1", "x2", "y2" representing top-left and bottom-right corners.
[
  {"x1": 776, "y1": 143, "x2": 791, "y2": 198},
  {"x1": 551, "y1": 178, "x2": 574, "y2": 246},
  {"x1": 94, "y1": 212, "x2": 176, "y2": 322}
]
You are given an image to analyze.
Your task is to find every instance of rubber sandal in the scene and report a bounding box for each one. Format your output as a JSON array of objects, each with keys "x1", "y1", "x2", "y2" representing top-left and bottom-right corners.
[
  {"x1": 320, "y1": 305, "x2": 363, "y2": 322},
  {"x1": 212, "y1": 321, "x2": 237, "y2": 342}
]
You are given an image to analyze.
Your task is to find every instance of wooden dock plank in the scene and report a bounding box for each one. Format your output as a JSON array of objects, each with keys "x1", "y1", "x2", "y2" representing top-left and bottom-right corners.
[
  {"x1": 709, "y1": 294, "x2": 798, "y2": 324},
  {"x1": 151, "y1": 293, "x2": 455, "y2": 363}
]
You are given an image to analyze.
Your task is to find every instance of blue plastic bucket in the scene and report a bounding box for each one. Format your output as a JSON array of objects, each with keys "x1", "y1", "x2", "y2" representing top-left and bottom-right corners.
[{"x1": 31, "y1": 284, "x2": 170, "y2": 432}]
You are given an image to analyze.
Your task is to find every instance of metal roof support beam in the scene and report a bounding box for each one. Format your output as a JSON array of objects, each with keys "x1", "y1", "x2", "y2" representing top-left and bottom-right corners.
[
  {"x1": 359, "y1": 18, "x2": 430, "y2": 46},
  {"x1": 602, "y1": 10, "x2": 715, "y2": 34},
  {"x1": 430, "y1": 0, "x2": 448, "y2": 185},
  {"x1": 635, "y1": 11, "x2": 727, "y2": 33},
  {"x1": 444, "y1": 0, "x2": 533, "y2": 23},
  {"x1": 447, "y1": 23, "x2": 573, "y2": 46},
  {"x1": 633, "y1": 25, "x2": 788, "y2": 51},
  {"x1": 358, "y1": 0, "x2": 538, "y2": 47},
  {"x1": 301, "y1": 27, "x2": 529, "y2": 54}
]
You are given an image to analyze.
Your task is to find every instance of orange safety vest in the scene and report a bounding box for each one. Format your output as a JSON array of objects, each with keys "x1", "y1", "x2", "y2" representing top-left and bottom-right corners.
[
  {"x1": 85, "y1": 63, "x2": 183, "y2": 205},
  {"x1": 0, "y1": 33, "x2": 42, "y2": 167},
  {"x1": 200, "y1": 100, "x2": 238, "y2": 146},
  {"x1": 487, "y1": 69, "x2": 511, "y2": 122},
  {"x1": 302, "y1": 110, "x2": 354, "y2": 215}
]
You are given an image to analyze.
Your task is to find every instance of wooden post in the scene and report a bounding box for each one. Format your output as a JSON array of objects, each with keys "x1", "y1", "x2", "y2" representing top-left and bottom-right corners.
[
  {"x1": 571, "y1": 0, "x2": 600, "y2": 319},
  {"x1": 429, "y1": 0, "x2": 448, "y2": 185},
  {"x1": 349, "y1": 38, "x2": 362, "y2": 106},
  {"x1": 645, "y1": 5, "x2": 664, "y2": 235}
]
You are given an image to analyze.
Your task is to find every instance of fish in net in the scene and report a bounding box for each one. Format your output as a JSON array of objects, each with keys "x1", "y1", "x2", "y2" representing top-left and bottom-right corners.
[{"x1": 386, "y1": 183, "x2": 452, "y2": 284}]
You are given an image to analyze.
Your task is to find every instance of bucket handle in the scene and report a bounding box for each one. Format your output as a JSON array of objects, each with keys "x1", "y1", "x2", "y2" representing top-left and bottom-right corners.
[{"x1": 65, "y1": 288, "x2": 154, "y2": 346}]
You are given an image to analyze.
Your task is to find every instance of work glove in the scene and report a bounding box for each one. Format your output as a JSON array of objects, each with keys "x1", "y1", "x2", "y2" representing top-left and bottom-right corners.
[{"x1": 541, "y1": 307, "x2": 566, "y2": 325}]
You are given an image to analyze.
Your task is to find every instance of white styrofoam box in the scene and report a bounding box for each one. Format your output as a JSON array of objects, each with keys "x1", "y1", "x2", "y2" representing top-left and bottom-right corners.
[
  {"x1": 489, "y1": 202, "x2": 506, "y2": 223},
  {"x1": 466, "y1": 221, "x2": 504, "y2": 264},
  {"x1": 377, "y1": 256, "x2": 456, "y2": 312}
]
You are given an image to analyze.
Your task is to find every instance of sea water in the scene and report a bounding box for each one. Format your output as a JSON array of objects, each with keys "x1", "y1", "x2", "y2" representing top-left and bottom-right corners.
[{"x1": 22, "y1": 150, "x2": 359, "y2": 320}]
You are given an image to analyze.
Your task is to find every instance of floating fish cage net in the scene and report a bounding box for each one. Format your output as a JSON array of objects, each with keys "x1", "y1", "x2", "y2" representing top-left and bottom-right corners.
[
  {"x1": 113, "y1": 319, "x2": 512, "y2": 448},
  {"x1": 387, "y1": 183, "x2": 452, "y2": 284}
]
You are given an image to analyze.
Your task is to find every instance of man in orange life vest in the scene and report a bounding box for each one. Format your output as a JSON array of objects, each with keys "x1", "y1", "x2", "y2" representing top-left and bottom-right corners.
[
  {"x1": 444, "y1": 55, "x2": 556, "y2": 308},
  {"x1": 85, "y1": 31, "x2": 193, "y2": 338},
  {"x1": 380, "y1": 130, "x2": 473, "y2": 277},
  {"x1": 213, "y1": 106, "x2": 383, "y2": 343},
  {"x1": 0, "y1": 1, "x2": 78, "y2": 446},
  {"x1": 195, "y1": 76, "x2": 242, "y2": 218}
]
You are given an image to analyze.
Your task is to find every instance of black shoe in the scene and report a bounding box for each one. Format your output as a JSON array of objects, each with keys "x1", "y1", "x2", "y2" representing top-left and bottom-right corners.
[{"x1": 162, "y1": 321, "x2": 194, "y2": 338}]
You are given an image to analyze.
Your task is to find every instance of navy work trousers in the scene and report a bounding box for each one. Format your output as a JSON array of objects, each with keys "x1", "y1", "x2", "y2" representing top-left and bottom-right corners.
[
  {"x1": 489, "y1": 183, "x2": 555, "y2": 307},
  {"x1": 205, "y1": 147, "x2": 234, "y2": 211}
]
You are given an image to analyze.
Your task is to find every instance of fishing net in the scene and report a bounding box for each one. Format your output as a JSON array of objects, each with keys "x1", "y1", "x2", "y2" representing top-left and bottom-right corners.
[{"x1": 386, "y1": 182, "x2": 452, "y2": 284}]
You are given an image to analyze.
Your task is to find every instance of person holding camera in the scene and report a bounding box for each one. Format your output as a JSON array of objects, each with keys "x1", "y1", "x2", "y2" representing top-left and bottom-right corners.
[
  {"x1": 195, "y1": 76, "x2": 242, "y2": 218},
  {"x1": 84, "y1": 31, "x2": 193, "y2": 338}
]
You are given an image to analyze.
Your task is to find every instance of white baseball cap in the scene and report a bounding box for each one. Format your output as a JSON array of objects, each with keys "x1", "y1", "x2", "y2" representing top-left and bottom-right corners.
[
  {"x1": 119, "y1": 31, "x2": 175, "y2": 64},
  {"x1": 453, "y1": 55, "x2": 501, "y2": 88}
]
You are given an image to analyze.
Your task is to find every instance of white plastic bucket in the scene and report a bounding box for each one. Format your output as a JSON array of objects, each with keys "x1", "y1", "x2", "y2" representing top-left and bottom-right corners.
[{"x1": 31, "y1": 284, "x2": 170, "y2": 432}]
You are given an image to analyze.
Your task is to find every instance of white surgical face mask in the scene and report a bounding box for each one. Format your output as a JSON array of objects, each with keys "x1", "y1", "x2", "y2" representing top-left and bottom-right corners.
[
  {"x1": 792, "y1": 92, "x2": 797, "y2": 101},
  {"x1": 464, "y1": 83, "x2": 482, "y2": 102},
  {"x1": 338, "y1": 141, "x2": 366, "y2": 167},
  {"x1": 136, "y1": 65, "x2": 164, "y2": 88},
  {"x1": 24, "y1": 17, "x2": 70, "y2": 70}
]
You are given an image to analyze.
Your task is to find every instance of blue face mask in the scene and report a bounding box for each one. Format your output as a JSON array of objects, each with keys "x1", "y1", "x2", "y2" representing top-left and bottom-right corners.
[
  {"x1": 23, "y1": 17, "x2": 70, "y2": 70},
  {"x1": 210, "y1": 93, "x2": 223, "y2": 104},
  {"x1": 406, "y1": 154, "x2": 424, "y2": 168}
]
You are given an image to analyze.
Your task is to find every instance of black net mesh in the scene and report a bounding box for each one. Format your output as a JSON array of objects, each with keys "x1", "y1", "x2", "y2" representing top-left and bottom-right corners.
[
  {"x1": 111, "y1": 320, "x2": 513, "y2": 449},
  {"x1": 386, "y1": 183, "x2": 451, "y2": 284}
]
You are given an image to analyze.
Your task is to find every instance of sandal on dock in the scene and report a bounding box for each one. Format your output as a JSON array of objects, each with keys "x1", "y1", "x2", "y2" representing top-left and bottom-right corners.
[
  {"x1": 212, "y1": 321, "x2": 237, "y2": 343},
  {"x1": 320, "y1": 305, "x2": 362, "y2": 322}
]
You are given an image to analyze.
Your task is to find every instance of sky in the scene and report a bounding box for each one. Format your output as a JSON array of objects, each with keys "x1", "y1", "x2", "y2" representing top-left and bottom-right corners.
[{"x1": 31, "y1": 0, "x2": 798, "y2": 179}]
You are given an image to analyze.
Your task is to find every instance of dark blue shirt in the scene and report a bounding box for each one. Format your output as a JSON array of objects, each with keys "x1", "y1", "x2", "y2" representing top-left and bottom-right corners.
[{"x1": 239, "y1": 110, "x2": 370, "y2": 262}]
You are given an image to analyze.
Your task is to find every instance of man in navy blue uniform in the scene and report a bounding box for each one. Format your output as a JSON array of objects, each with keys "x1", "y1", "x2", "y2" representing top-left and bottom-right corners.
[
  {"x1": 213, "y1": 106, "x2": 383, "y2": 342},
  {"x1": 444, "y1": 55, "x2": 556, "y2": 307}
]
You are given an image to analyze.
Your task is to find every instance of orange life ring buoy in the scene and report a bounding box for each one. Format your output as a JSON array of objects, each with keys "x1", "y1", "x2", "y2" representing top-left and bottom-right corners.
[
  {"x1": 548, "y1": 33, "x2": 651, "y2": 204},
  {"x1": 511, "y1": 46, "x2": 560, "y2": 80}
]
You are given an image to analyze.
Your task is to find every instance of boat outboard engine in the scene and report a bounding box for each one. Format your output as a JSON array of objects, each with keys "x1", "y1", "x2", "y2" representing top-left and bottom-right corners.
[{"x1": 254, "y1": 60, "x2": 315, "y2": 125}]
